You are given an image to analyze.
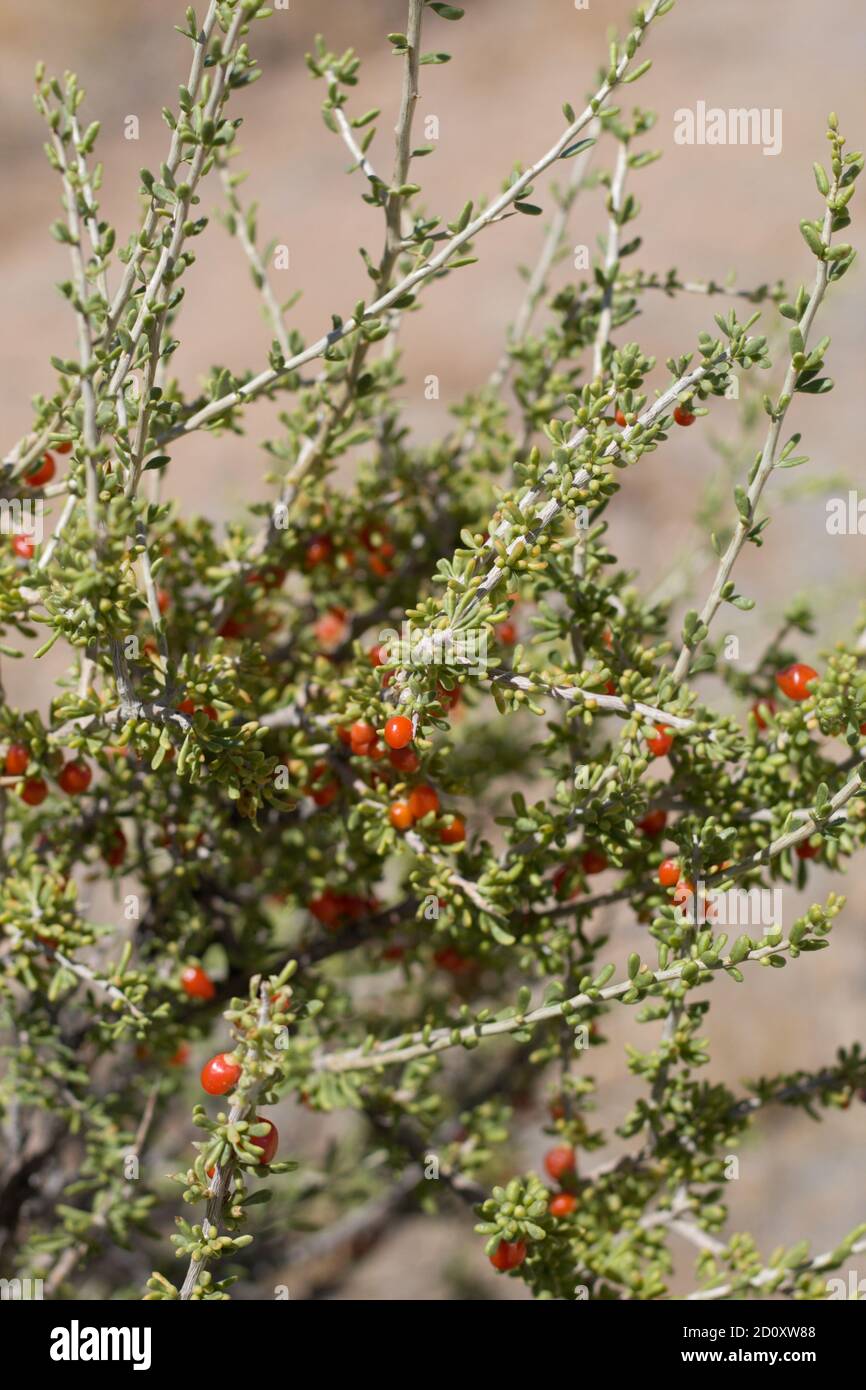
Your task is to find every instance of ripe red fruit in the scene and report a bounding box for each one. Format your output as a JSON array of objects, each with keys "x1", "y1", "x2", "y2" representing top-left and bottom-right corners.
[
  {"x1": 200, "y1": 1052, "x2": 242, "y2": 1095},
  {"x1": 23, "y1": 454, "x2": 56, "y2": 487},
  {"x1": 305, "y1": 535, "x2": 333, "y2": 568},
  {"x1": 408, "y1": 784, "x2": 440, "y2": 820},
  {"x1": 349, "y1": 720, "x2": 376, "y2": 754},
  {"x1": 306, "y1": 762, "x2": 338, "y2": 807},
  {"x1": 104, "y1": 827, "x2": 127, "y2": 868},
  {"x1": 580, "y1": 848, "x2": 607, "y2": 875},
  {"x1": 178, "y1": 697, "x2": 196, "y2": 715},
  {"x1": 169, "y1": 1043, "x2": 190, "y2": 1067},
  {"x1": 646, "y1": 723, "x2": 674, "y2": 758},
  {"x1": 308, "y1": 891, "x2": 343, "y2": 928},
  {"x1": 489, "y1": 1239, "x2": 527, "y2": 1272},
  {"x1": 796, "y1": 840, "x2": 820, "y2": 860},
  {"x1": 20, "y1": 777, "x2": 48, "y2": 806},
  {"x1": 369, "y1": 552, "x2": 392, "y2": 578},
  {"x1": 672, "y1": 878, "x2": 696, "y2": 908},
  {"x1": 58, "y1": 759, "x2": 92, "y2": 795},
  {"x1": 181, "y1": 965, "x2": 217, "y2": 1001},
  {"x1": 314, "y1": 607, "x2": 348, "y2": 651},
  {"x1": 775, "y1": 663, "x2": 818, "y2": 702},
  {"x1": 5, "y1": 743, "x2": 30, "y2": 776},
  {"x1": 658, "y1": 858, "x2": 680, "y2": 888},
  {"x1": 12, "y1": 533, "x2": 35, "y2": 560},
  {"x1": 497, "y1": 620, "x2": 517, "y2": 645},
  {"x1": 751, "y1": 698, "x2": 777, "y2": 730},
  {"x1": 433, "y1": 946, "x2": 472, "y2": 975},
  {"x1": 543, "y1": 1144, "x2": 576, "y2": 1182},
  {"x1": 249, "y1": 1116, "x2": 279, "y2": 1166},
  {"x1": 637, "y1": 809, "x2": 667, "y2": 837},
  {"x1": 156, "y1": 588, "x2": 171, "y2": 614},
  {"x1": 673, "y1": 404, "x2": 696, "y2": 426},
  {"x1": 389, "y1": 800, "x2": 414, "y2": 831},
  {"x1": 54, "y1": 440, "x2": 73, "y2": 454},
  {"x1": 615, "y1": 409, "x2": 627, "y2": 427},
  {"x1": 382, "y1": 944, "x2": 406, "y2": 962},
  {"x1": 549, "y1": 1193, "x2": 578, "y2": 1217},
  {"x1": 218, "y1": 615, "x2": 244, "y2": 639},
  {"x1": 439, "y1": 815, "x2": 466, "y2": 845},
  {"x1": 384, "y1": 715, "x2": 413, "y2": 750},
  {"x1": 389, "y1": 746, "x2": 420, "y2": 773},
  {"x1": 552, "y1": 863, "x2": 580, "y2": 900},
  {"x1": 436, "y1": 681, "x2": 461, "y2": 713}
]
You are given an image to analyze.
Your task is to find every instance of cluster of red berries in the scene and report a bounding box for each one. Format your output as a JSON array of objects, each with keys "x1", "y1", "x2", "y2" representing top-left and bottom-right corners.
[
  {"x1": 306, "y1": 522, "x2": 396, "y2": 580},
  {"x1": 5, "y1": 743, "x2": 92, "y2": 806},
  {"x1": 199, "y1": 1053, "x2": 278, "y2": 1168},
  {"x1": 307, "y1": 889, "x2": 377, "y2": 930}
]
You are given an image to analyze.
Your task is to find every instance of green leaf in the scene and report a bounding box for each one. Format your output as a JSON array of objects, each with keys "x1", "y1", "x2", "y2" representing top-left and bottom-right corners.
[{"x1": 428, "y1": 2, "x2": 465, "y2": 17}]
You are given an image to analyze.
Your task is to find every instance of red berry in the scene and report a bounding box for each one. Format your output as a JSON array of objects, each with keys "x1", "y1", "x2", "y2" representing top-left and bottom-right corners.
[
  {"x1": 382, "y1": 944, "x2": 405, "y2": 962},
  {"x1": 306, "y1": 535, "x2": 333, "y2": 568},
  {"x1": 775, "y1": 663, "x2": 818, "y2": 702},
  {"x1": 201, "y1": 705, "x2": 218, "y2": 722},
  {"x1": 673, "y1": 404, "x2": 696, "y2": 427},
  {"x1": 54, "y1": 440, "x2": 73, "y2": 454},
  {"x1": 368, "y1": 643, "x2": 387, "y2": 668},
  {"x1": 104, "y1": 827, "x2": 127, "y2": 868},
  {"x1": 306, "y1": 762, "x2": 338, "y2": 807},
  {"x1": 796, "y1": 840, "x2": 820, "y2": 860},
  {"x1": 5, "y1": 743, "x2": 29, "y2": 776},
  {"x1": 658, "y1": 858, "x2": 680, "y2": 888},
  {"x1": 751, "y1": 698, "x2": 777, "y2": 730},
  {"x1": 157, "y1": 588, "x2": 171, "y2": 614},
  {"x1": 12, "y1": 534, "x2": 35, "y2": 560},
  {"x1": 489, "y1": 1238, "x2": 527, "y2": 1272},
  {"x1": 58, "y1": 760, "x2": 92, "y2": 796},
  {"x1": 646, "y1": 723, "x2": 674, "y2": 758},
  {"x1": 309, "y1": 891, "x2": 343, "y2": 928},
  {"x1": 549, "y1": 1193, "x2": 578, "y2": 1218},
  {"x1": 408, "y1": 784, "x2": 439, "y2": 820},
  {"x1": 439, "y1": 815, "x2": 466, "y2": 845},
  {"x1": 552, "y1": 863, "x2": 580, "y2": 900},
  {"x1": 389, "y1": 746, "x2": 420, "y2": 773},
  {"x1": 497, "y1": 621, "x2": 517, "y2": 645},
  {"x1": 543, "y1": 1145, "x2": 576, "y2": 1182},
  {"x1": 218, "y1": 616, "x2": 244, "y2": 639},
  {"x1": 20, "y1": 777, "x2": 48, "y2": 806},
  {"x1": 249, "y1": 1116, "x2": 279, "y2": 1166},
  {"x1": 178, "y1": 697, "x2": 196, "y2": 715},
  {"x1": 580, "y1": 848, "x2": 608, "y2": 876},
  {"x1": 433, "y1": 946, "x2": 472, "y2": 975},
  {"x1": 672, "y1": 878, "x2": 696, "y2": 908},
  {"x1": 637, "y1": 809, "x2": 667, "y2": 837},
  {"x1": 369, "y1": 552, "x2": 392, "y2": 578},
  {"x1": 436, "y1": 681, "x2": 461, "y2": 713},
  {"x1": 23, "y1": 454, "x2": 56, "y2": 487},
  {"x1": 169, "y1": 1043, "x2": 190, "y2": 1068},
  {"x1": 615, "y1": 409, "x2": 627, "y2": 427},
  {"x1": 181, "y1": 965, "x2": 217, "y2": 1001},
  {"x1": 314, "y1": 607, "x2": 348, "y2": 651},
  {"x1": 200, "y1": 1052, "x2": 242, "y2": 1095},
  {"x1": 384, "y1": 715, "x2": 413, "y2": 750},
  {"x1": 389, "y1": 800, "x2": 414, "y2": 831},
  {"x1": 349, "y1": 720, "x2": 376, "y2": 754}
]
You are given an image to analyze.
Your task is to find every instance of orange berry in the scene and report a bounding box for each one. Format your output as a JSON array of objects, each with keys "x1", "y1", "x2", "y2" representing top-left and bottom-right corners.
[
  {"x1": 384, "y1": 715, "x2": 413, "y2": 750},
  {"x1": 439, "y1": 815, "x2": 466, "y2": 845},
  {"x1": 408, "y1": 784, "x2": 439, "y2": 820},
  {"x1": 389, "y1": 800, "x2": 414, "y2": 831}
]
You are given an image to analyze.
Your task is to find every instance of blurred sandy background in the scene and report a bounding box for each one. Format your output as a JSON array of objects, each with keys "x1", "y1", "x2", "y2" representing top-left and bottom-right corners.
[{"x1": 2, "y1": 0, "x2": 866, "y2": 1298}]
